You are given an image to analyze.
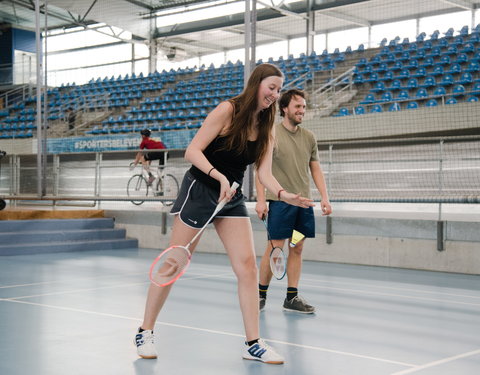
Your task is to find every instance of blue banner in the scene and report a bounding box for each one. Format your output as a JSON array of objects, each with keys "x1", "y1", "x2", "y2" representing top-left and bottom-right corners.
[{"x1": 46, "y1": 129, "x2": 196, "y2": 154}]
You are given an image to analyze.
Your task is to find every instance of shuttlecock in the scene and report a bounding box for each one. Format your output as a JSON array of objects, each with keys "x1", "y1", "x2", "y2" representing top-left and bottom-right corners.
[{"x1": 289, "y1": 230, "x2": 305, "y2": 247}]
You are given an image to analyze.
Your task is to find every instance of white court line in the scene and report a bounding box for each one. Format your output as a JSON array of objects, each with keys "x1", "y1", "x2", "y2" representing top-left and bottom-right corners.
[
  {"x1": 0, "y1": 264, "x2": 231, "y2": 289},
  {"x1": 390, "y1": 348, "x2": 480, "y2": 375},
  {"x1": 299, "y1": 276, "x2": 480, "y2": 301},
  {"x1": 0, "y1": 298, "x2": 416, "y2": 368},
  {"x1": 2, "y1": 271, "x2": 233, "y2": 300},
  {"x1": 298, "y1": 281, "x2": 480, "y2": 308}
]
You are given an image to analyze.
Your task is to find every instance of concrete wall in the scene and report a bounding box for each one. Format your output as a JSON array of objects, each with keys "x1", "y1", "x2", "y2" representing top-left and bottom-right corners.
[{"x1": 106, "y1": 207, "x2": 480, "y2": 275}]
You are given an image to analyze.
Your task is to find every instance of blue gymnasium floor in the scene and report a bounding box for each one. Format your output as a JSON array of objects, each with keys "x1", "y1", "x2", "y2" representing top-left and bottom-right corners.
[{"x1": 1, "y1": 248, "x2": 479, "y2": 375}]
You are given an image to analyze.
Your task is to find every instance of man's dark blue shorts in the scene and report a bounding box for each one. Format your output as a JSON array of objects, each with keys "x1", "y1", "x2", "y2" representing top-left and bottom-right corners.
[{"x1": 267, "y1": 200, "x2": 315, "y2": 240}]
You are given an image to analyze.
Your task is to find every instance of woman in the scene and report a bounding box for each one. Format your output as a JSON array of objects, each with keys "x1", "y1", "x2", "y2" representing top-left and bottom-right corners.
[{"x1": 134, "y1": 63, "x2": 315, "y2": 364}]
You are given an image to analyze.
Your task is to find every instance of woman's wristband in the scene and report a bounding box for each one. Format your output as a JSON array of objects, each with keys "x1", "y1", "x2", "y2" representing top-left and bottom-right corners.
[
  {"x1": 207, "y1": 167, "x2": 216, "y2": 177},
  {"x1": 277, "y1": 189, "x2": 285, "y2": 200}
]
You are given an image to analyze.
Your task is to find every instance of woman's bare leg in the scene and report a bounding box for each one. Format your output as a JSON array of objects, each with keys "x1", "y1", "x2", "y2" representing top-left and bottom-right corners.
[
  {"x1": 141, "y1": 215, "x2": 201, "y2": 330},
  {"x1": 214, "y1": 217, "x2": 259, "y2": 341}
]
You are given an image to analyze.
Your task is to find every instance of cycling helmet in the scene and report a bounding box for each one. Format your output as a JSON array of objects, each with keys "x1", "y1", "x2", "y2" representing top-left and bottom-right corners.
[{"x1": 140, "y1": 128, "x2": 151, "y2": 137}]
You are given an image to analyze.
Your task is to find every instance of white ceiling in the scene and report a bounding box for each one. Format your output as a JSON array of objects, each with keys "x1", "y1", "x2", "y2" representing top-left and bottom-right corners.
[{"x1": 2, "y1": 0, "x2": 480, "y2": 58}]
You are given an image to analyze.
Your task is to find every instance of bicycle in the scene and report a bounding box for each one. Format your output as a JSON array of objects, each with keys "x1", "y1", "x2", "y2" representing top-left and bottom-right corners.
[{"x1": 127, "y1": 163, "x2": 179, "y2": 206}]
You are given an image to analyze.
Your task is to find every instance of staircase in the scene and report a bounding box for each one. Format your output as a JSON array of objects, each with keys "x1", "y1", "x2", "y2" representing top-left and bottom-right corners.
[{"x1": 0, "y1": 217, "x2": 138, "y2": 256}]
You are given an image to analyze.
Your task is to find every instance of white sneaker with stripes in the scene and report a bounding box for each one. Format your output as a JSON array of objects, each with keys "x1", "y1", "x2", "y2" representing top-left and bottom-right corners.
[
  {"x1": 242, "y1": 339, "x2": 284, "y2": 364},
  {"x1": 134, "y1": 328, "x2": 157, "y2": 359}
]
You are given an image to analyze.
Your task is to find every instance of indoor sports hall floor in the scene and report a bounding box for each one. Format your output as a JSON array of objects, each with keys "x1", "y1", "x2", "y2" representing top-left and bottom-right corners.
[{"x1": 1, "y1": 248, "x2": 479, "y2": 375}]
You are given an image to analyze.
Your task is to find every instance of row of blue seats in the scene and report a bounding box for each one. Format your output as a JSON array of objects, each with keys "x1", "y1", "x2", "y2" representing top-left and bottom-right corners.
[
  {"x1": 0, "y1": 122, "x2": 36, "y2": 131},
  {"x1": 0, "y1": 130, "x2": 33, "y2": 138},
  {"x1": 361, "y1": 85, "x2": 479, "y2": 104},
  {"x1": 358, "y1": 52, "x2": 480, "y2": 73},
  {"x1": 337, "y1": 95, "x2": 479, "y2": 116},
  {"x1": 357, "y1": 61, "x2": 480, "y2": 78},
  {"x1": 87, "y1": 121, "x2": 202, "y2": 135},
  {"x1": 103, "y1": 109, "x2": 209, "y2": 126},
  {"x1": 356, "y1": 71, "x2": 478, "y2": 86}
]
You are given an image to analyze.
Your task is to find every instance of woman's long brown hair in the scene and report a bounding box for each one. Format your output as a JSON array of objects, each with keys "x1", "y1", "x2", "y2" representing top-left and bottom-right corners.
[{"x1": 221, "y1": 63, "x2": 283, "y2": 166}]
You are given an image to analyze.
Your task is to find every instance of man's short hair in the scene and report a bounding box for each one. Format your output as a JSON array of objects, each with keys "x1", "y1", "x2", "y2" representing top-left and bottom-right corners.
[{"x1": 278, "y1": 89, "x2": 306, "y2": 117}]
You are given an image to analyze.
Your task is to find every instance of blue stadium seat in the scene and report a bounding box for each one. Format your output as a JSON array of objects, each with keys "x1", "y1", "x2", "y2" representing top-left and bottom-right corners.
[
  {"x1": 467, "y1": 96, "x2": 479, "y2": 103},
  {"x1": 431, "y1": 65, "x2": 444, "y2": 76},
  {"x1": 458, "y1": 72, "x2": 473, "y2": 85},
  {"x1": 420, "y1": 57, "x2": 434, "y2": 68},
  {"x1": 471, "y1": 82, "x2": 480, "y2": 95},
  {"x1": 337, "y1": 107, "x2": 350, "y2": 116},
  {"x1": 354, "y1": 106, "x2": 366, "y2": 115},
  {"x1": 360, "y1": 94, "x2": 376, "y2": 104},
  {"x1": 412, "y1": 67, "x2": 427, "y2": 78},
  {"x1": 380, "y1": 91, "x2": 393, "y2": 102},
  {"x1": 425, "y1": 99, "x2": 438, "y2": 107},
  {"x1": 446, "y1": 97, "x2": 457, "y2": 105},
  {"x1": 396, "y1": 90, "x2": 409, "y2": 101},
  {"x1": 371, "y1": 81, "x2": 386, "y2": 93},
  {"x1": 439, "y1": 74, "x2": 455, "y2": 86},
  {"x1": 415, "y1": 88, "x2": 428, "y2": 99},
  {"x1": 465, "y1": 62, "x2": 480, "y2": 73},
  {"x1": 380, "y1": 71, "x2": 394, "y2": 81},
  {"x1": 452, "y1": 84, "x2": 466, "y2": 97},
  {"x1": 446, "y1": 63, "x2": 462, "y2": 75},
  {"x1": 370, "y1": 104, "x2": 383, "y2": 113},
  {"x1": 389, "y1": 79, "x2": 402, "y2": 91},
  {"x1": 388, "y1": 102, "x2": 401, "y2": 112},
  {"x1": 405, "y1": 78, "x2": 419, "y2": 90},
  {"x1": 420, "y1": 76, "x2": 437, "y2": 87},
  {"x1": 406, "y1": 101, "x2": 419, "y2": 110},
  {"x1": 433, "y1": 86, "x2": 447, "y2": 97}
]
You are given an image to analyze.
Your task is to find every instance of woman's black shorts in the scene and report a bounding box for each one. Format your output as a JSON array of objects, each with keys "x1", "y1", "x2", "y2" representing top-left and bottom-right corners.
[{"x1": 170, "y1": 170, "x2": 248, "y2": 229}]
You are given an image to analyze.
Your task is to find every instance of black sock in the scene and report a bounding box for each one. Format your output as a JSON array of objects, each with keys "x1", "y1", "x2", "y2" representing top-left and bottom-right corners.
[
  {"x1": 246, "y1": 338, "x2": 259, "y2": 346},
  {"x1": 286, "y1": 287, "x2": 298, "y2": 300},
  {"x1": 259, "y1": 284, "x2": 269, "y2": 299},
  {"x1": 148, "y1": 172, "x2": 153, "y2": 178}
]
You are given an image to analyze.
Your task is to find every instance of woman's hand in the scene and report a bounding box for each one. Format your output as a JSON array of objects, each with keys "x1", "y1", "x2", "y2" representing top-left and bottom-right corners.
[{"x1": 218, "y1": 176, "x2": 236, "y2": 203}]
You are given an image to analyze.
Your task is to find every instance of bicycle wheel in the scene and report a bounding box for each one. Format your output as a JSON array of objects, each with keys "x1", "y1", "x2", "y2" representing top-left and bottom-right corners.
[
  {"x1": 155, "y1": 174, "x2": 179, "y2": 206},
  {"x1": 127, "y1": 174, "x2": 149, "y2": 205}
]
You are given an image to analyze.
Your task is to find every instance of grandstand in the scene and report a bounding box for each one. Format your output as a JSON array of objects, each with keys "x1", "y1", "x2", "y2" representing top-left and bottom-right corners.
[{"x1": 1, "y1": 2, "x2": 480, "y2": 375}]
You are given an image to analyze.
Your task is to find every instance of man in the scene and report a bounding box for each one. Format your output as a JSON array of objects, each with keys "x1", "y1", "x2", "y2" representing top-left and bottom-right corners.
[
  {"x1": 132, "y1": 129, "x2": 167, "y2": 185},
  {"x1": 255, "y1": 89, "x2": 332, "y2": 314}
]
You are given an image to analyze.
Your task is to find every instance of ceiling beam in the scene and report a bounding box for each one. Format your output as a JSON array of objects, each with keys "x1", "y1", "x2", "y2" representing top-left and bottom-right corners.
[
  {"x1": 321, "y1": 10, "x2": 370, "y2": 28},
  {"x1": 439, "y1": 0, "x2": 474, "y2": 11},
  {"x1": 256, "y1": 0, "x2": 308, "y2": 21}
]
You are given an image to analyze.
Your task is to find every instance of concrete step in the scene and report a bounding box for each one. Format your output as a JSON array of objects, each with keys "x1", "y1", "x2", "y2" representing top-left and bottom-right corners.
[
  {"x1": 0, "y1": 218, "x2": 114, "y2": 232},
  {"x1": 0, "y1": 228, "x2": 127, "y2": 244},
  {"x1": 0, "y1": 238, "x2": 138, "y2": 256}
]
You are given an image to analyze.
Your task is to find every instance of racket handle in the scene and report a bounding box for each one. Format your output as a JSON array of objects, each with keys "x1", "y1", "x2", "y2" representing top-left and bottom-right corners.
[{"x1": 216, "y1": 181, "x2": 240, "y2": 211}]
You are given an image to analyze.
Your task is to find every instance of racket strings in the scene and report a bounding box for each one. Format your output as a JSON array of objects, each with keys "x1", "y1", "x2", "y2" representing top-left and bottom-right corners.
[{"x1": 151, "y1": 246, "x2": 190, "y2": 285}]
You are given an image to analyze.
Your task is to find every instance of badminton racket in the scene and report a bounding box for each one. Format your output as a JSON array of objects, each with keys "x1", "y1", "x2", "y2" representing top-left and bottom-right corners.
[
  {"x1": 149, "y1": 181, "x2": 239, "y2": 287},
  {"x1": 261, "y1": 215, "x2": 287, "y2": 280}
]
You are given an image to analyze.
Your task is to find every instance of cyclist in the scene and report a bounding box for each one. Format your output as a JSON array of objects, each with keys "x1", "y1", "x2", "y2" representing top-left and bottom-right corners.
[{"x1": 132, "y1": 129, "x2": 167, "y2": 185}]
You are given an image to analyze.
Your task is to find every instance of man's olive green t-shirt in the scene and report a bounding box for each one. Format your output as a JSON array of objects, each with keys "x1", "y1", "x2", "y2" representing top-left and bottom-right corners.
[{"x1": 265, "y1": 122, "x2": 318, "y2": 200}]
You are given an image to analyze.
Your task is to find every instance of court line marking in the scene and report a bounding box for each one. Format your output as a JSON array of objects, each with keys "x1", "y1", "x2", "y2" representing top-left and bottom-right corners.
[
  {"x1": 0, "y1": 265, "x2": 230, "y2": 289},
  {"x1": 298, "y1": 282, "x2": 480, "y2": 308},
  {"x1": 299, "y1": 276, "x2": 480, "y2": 300},
  {"x1": 0, "y1": 297, "x2": 416, "y2": 368},
  {"x1": 3, "y1": 270, "x2": 480, "y2": 309},
  {"x1": 1, "y1": 272, "x2": 233, "y2": 300},
  {"x1": 390, "y1": 348, "x2": 480, "y2": 374}
]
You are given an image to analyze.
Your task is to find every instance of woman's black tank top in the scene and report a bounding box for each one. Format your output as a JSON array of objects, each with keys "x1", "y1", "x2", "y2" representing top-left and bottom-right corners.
[{"x1": 189, "y1": 136, "x2": 258, "y2": 191}]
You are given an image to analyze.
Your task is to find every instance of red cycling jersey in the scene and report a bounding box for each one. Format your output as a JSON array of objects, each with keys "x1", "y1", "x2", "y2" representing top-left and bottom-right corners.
[{"x1": 140, "y1": 138, "x2": 166, "y2": 150}]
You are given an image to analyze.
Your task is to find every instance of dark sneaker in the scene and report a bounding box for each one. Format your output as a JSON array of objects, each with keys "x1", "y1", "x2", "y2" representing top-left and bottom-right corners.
[
  {"x1": 242, "y1": 339, "x2": 284, "y2": 364},
  {"x1": 259, "y1": 297, "x2": 266, "y2": 311},
  {"x1": 283, "y1": 295, "x2": 315, "y2": 314}
]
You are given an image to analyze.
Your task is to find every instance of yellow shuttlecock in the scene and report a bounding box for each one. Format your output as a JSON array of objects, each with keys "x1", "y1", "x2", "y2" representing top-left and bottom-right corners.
[{"x1": 289, "y1": 230, "x2": 305, "y2": 247}]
